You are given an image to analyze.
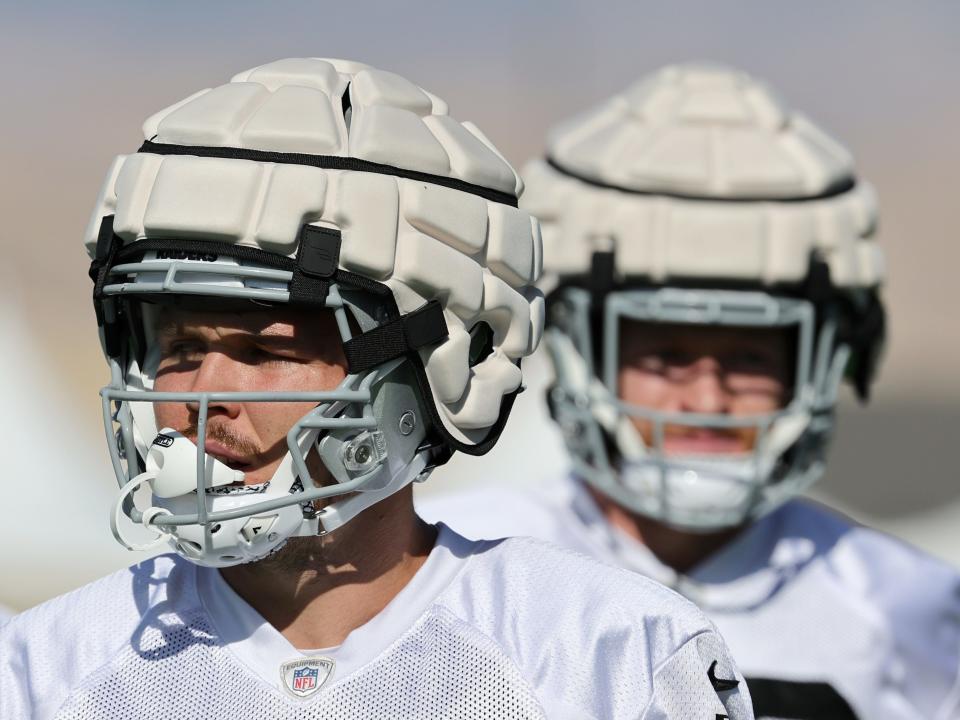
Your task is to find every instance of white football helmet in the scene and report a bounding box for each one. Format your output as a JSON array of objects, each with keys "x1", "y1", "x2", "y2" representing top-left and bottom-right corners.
[
  {"x1": 85, "y1": 58, "x2": 544, "y2": 567},
  {"x1": 522, "y1": 64, "x2": 885, "y2": 530}
]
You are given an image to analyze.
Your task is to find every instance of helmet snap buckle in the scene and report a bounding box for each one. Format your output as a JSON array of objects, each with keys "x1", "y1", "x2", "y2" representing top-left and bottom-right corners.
[{"x1": 341, "y1": 431, "x2": 387, "y2": 474}]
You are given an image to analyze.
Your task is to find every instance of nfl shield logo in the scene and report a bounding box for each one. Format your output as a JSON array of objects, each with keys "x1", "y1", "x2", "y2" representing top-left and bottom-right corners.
[
  {"x1": 280, "y1": 656, "x2": 335, "y2": 699},
  {"x1": 293, "y1": 666, "x2": 318, "y2": 692}
]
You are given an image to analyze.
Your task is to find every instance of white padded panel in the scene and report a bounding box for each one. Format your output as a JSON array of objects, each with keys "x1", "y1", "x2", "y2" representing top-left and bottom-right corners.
[
  {"x1": 856, "y1": 241, "x2": 885, "y2": 286},
  {"x1": 525, "y1": 158, "x2": 884, "y2": 288},
  {"x1": 349, "y1": 105, "x2": 450, "y2": 176},
  {"x1": 384, "y1": 278, "x2": 428, "y2": 315},
  {"x1": 523, "y1": 82, "x2": 883, "y2": 292},
  {"x1": 516, "y1": 159, "x2": 566, "y2": 223},
  {"x1": 255, "y1": 165, "x2": 327, "y2": 254},
  {"x1": 423, "y1": 89, "x2": 449, "y2": 116},
  {"x1": 541, "y1": 200, "x2": 594, "y2": 276},
  {"x1": 83, "y1": 156, "x2": 126, "y2": 254},
  {"x1": 318, "y1": 58, "x2": 373, "y2": 76},
  {"x1": 351, "y1": 69, "x2": 432, "y2": 115},
  {"x1": 424, "y1": 116, "x2": 517, "y2": 194},
  {"x1": 550, "y1": 125, "x2": 614, "y2": 182},
  {"x1": 813, "y1": 201, "x2": 850, "y2": 250},
  {"x1": 239, "y1": 86, "x2": 343, "y2": 154},
  {"x1": 112, "y1": 154, "x2": 163, "y2": 241},
  {"x1": 401, "y1": 180, "x2": 487, "y2": 256},
  {"x1": 718, "y1": 128, "x2": 805, "y2": 195},
  {"x1": 549, "y1": 63, "x2": 855, "y2": 199},
  {"x1": 232, "y1": 58, "x2": 345, "y2": 96},
  {"x1": 142, "y1": 90, "x2": 209, "y2": 141},
  {"x1": 522, "y1": 162, "x2": 574, "y2": 273},
  {"x1": 779, "y1": 131, "x2": 849, "y2": 197},
  {"x1": 851, "y1": 182, "x2": 879, "y2": 237},
  {"x1": 817, "y1": 202, "x2": 865, "y2": 285},
  {"x1": 529, "y1": 214, "x2": 543, "y2": 284},
  {"x1": 487, "y1": 205, "x2": 535, "y2": 288},
  {"x1": 622, "y1": 77, "x2": 679, "y2": 121},
  {"x1": 595, "y1": 122, "x2": 654, "y2": 186},
  {"x1": 333, "y1": 172, "x2": 399, "y2": 280},
  {"x1": 627, "y1": 126, "x2": 711, "y2": 191},
  {"x1": 422, "y1": 320, "x2": 470, "y2": 404},
  {"x1": 741, "y1": 83, "x2": 788, "y2": 130},
  {"x1": 461, "y1": 121, "x2": 523, "y2": 196},
  {"x1": 443, "y1": 355, "x2": 522, "y2": 430},
  {"x1": 764, "y1": 206, "x2": 817, "y2": 284},
  {"x1": 610, "y1": 197, "x2": 658, "y2": 278},
  {"x1": 156, "y1": 83, "x2": 269, "y2": 146},
  {"x1": 524, "y1": 289, "x2": 546, "y2": 355},
  {"x1": 545, "y1": 230, "x2": 588, "y2": 276},
  {"x1": 142, "y1": 59, "x2": 518, "y2": 200},
  {"x1": 143, "y1": 157, "x2": 264, "y2": 241},
  {"x1": 676, "y1": 86, "x2": 754, "y2": 125},
  {"x1": 393, "y1": 229, "x2": 483, "y2": 317},
  {"x1": 664, "y1": 203, "x2": 766, "y2": 280},
  {"x1": 478, "y1": 274, "x2": 531, "y2": 357}
]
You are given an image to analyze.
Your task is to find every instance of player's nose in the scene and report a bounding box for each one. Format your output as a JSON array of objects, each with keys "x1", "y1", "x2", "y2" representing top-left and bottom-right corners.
[
  {"x1": 680, "y1": 357, "x2": 731, "y2": 414},
  {"x1": 184, "y1": 351, "x2": 243, "y2": 419}
]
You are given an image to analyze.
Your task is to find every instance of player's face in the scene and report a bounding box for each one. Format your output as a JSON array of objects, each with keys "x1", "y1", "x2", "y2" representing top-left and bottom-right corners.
[
  {"x1": 617, "y1": 320, "x2": 793, "y2": 454},
  {"x1": 152, "y1": 306, "x2": 347, "y2": 485}
]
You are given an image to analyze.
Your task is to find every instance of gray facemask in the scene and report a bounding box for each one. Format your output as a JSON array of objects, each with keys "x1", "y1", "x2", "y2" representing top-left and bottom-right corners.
[{"x1": 546, "y1": 286, "x2": 848, "y2": 530}]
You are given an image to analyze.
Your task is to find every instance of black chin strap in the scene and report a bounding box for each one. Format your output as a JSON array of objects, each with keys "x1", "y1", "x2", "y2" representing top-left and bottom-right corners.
[
  {"x1": 88, "y1": 215, "x2": 124, "y2": 357},
  {"x1": 588, "y1": 249, "x2": 617, "y2": 304}
]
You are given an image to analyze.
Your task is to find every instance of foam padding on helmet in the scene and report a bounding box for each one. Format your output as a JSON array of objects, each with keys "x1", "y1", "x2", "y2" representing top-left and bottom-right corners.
[
  {"x1": 85, "y1": 58, "x2": 543, "y2": 448},
  {"x1": 524, "y1": 63, "x2": 884, "y2": 291}
]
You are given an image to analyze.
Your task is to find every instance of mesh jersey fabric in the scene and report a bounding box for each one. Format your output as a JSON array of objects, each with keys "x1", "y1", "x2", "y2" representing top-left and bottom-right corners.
[
  {"x1": 1, "y1": 523, "x2": 752, "y2": 720},
  {"x1": 419, "y1": 479, "x2": 960, "y2": 719}
]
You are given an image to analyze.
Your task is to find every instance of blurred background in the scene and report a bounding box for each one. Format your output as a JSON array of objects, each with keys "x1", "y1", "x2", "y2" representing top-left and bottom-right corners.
[{"x1": 1, "y1": 0, "x2": 957, "y2": 611}]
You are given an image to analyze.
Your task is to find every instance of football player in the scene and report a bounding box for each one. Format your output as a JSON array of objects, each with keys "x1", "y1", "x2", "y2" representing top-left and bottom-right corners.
[
  {"x1": 0, "y1": 59, "x2": 753, "y2": 719},
  {"x1": 420, "y1": 64, "x2": 960, "y2": 718}
]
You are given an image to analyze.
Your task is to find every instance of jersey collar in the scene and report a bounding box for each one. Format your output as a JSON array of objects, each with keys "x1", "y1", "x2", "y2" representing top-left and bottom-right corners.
[
  {"x1": 195, "y1": 523, "x2": 478, "y2": 695},
  {"x1": 562, "y1": 475, "x2": 819, "y2": 611}
]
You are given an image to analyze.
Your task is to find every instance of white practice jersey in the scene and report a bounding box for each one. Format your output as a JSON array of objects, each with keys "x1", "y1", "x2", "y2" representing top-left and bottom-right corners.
[
  {"x1": 420, "y1": 478, "x2": 960, "y2": 720},
  {"x1": 1, "y1": 523, "x2": 752, "y2": 720}
]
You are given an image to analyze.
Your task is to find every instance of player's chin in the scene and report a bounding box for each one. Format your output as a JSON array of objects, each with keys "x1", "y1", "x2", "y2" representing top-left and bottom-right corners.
[{"x1": 237, "y1": 458, "x2": 288, "y2": 486}]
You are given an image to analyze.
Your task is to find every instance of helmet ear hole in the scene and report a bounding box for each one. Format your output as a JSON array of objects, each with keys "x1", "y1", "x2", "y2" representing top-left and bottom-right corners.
[{"x1": 468, "y1": 322, "x2": 494, "y2": 367}]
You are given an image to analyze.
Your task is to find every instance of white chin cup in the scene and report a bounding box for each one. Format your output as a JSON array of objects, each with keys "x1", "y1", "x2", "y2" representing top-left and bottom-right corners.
[
  {"x1": 147, "y1": 428, "x2": 245, "y2": 498},
  {"x1": 112, "y1": 430, "x2": 306, "y2": 567},
  {"x1": 618, "y1": 455, "x2": 762, "y2": 530},
  {"x1": 152, "y1": 491, "x2": 304, "y2": 568}
]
